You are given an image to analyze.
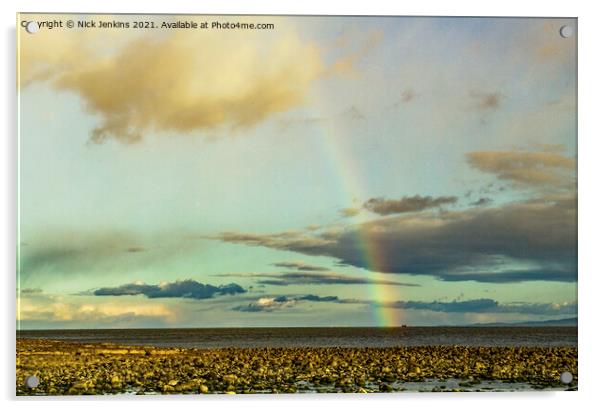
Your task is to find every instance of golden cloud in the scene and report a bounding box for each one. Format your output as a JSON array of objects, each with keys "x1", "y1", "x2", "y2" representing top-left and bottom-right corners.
[
  {"x1": 466, "y1": 149, "x2": 575, "y2": 189},
  {"x1": 20, "y1": 21, "x2": 328, "y2": 143},
  {"x1": 19, "y1": 293, "x2": 178, "y2": 323}
]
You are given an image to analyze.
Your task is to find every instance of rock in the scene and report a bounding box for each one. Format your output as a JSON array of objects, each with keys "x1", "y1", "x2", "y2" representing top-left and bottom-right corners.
[
  {"x1": 223, "y1": 374, "x2": 237, "y2": 383},
  {"x1": 379, "y1": 383, "x2": 393, "y2": 392}
]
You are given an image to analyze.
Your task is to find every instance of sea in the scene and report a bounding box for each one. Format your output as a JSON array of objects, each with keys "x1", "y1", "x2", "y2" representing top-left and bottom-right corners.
[{"x1": 16, "y1": 326, "x2": 577, "y2": 349}]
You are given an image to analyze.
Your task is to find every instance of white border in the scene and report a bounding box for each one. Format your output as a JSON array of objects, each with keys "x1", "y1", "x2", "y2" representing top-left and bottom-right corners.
[{"x1": 2, "y1": 1, "x2": 600, "y2": 408}]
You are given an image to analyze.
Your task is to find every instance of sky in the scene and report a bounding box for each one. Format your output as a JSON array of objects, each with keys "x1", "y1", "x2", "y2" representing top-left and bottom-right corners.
[{"x1": 17, "y1": 14, "x2": 577, "y2": 329}]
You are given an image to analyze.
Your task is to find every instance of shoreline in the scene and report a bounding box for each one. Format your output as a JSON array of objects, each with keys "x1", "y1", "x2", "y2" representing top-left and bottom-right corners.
[
  {"x1": 17, "y1": 338, "x2": 578, "y2": 395},
  {"x1": 16, "y1": 326, "x2": 578, "y2": 349}
]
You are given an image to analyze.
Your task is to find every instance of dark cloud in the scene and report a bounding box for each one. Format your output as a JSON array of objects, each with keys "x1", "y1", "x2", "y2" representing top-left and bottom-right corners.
[
  {"x1": 18, "y1": 230, "x2": 195, "y2": 279},
  {"x1": 436, "y1": 268, "x2": 574, "y2": 283},
  {"x1": 363, "y1": 195, "x2": 457, "y2": 216},
  {"x1": 232, "y1": 294, "x2": 342, "y2": 312},
  {"x1": 379, "y1": 298, "x2": 576, "y2": 315},
  {"x1": 20, "y1": 288, "x2": 43, "y2": 294},
  {"x1": 213, "y1": 149, "x2": 576, "y2": 283},
  {"x1": 257, "y1": 272, "x2": 417, "y2": 287},
  {"x1": 297, "y1": 294, "x2": 340, "y2": 302},
  {"x1": 385, "y1": 298, "x2": 499, "y2": 313},
  {"x1": 216, "y1": 271, "x2": 418, "y2": 287},
  {"x1": 20, "y1": 229, "x2": 302, "y2": 288},
  {"x1": 470, "y1": 197, "x2": 492, "y2": 207},
  {"x1": 214, "y1": 196, "x2": 576, "y2": 283},
  {"x1": 94, "y1": 279, "x2": 245, "y2": 300},
  {"x1": 20, "y1": 247, "x2": 84, "y2": 277},
  {"x1": 233, "y1": 293, "x2": 577, "y2": 316},
  {"x1": 213, "y1": 231, "x2": 334, "y2": 253},
  {"x1": 272, "y1": 261, "x2": 329, "y2": 271},
  {"x1": 232, "y1": 304, "x2": 268, "y2": 312},
  {"x1": 333, "y1": 198, "x2": 576, "y2": 282}
]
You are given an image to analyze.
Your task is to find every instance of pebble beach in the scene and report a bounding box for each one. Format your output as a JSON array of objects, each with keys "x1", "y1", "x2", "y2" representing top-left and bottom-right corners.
[{"x1": 16, "y1": 338, "x2": 577, "y2": 395}]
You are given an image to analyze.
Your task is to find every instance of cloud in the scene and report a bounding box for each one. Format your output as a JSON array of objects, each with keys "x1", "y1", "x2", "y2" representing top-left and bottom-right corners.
[
  {"x1": 470, "y1": 91, "x2": 503, "y2": 110},
  {"x1": 232, "y1": 296, "x2": 297, "y2": 312},
  {"x1": 215, "y1": 272, "x2": 418, "y2": 287},
  {"x1": 433, "y1": 268, "x2": 574, "y2": 283},
  {"x1": 18, "y1": 230, "x2": 200, "y2": 280},
  {"x1": 466, "y1": 149, "x2": 575, "y2": 189},
  {"x1": 232, "y1": 294, "x2": 344, "y2": 312},
  {"x1": 377, "y1": 298, "x2": 576, "y2": 315},
  {"x1": 470, "y1": 197, "x2": 492, "y2": 207},
  {"x1": 19, "y1": 231, "x2": 143, "y2": 279},
  {"x1": 339, "y1": 208, "x2": 361, "y2": 218},
  {"x1": 383, "y1": 298, "x2": 499, "y2": 313},
  {"x1": 19, "y1": 288, "x2": 43, "y2": 294},
  {"x1": 214, "y1": 231, "x2": 335, "y2": 253},
  {"x1": 18, "y1": 293, "x2": 179, "y2": 329},
  {"x1": 232, "y1": 293, "x2": 577, "y2": 316},
  {"x1": 213, "y1": 196, "x2": 576, "y2": 283},
  {"x1": 21, "y1": 25, "x2": 331, "y2": 143},
  {"x1": 212, "y1": 147, "x2": 576, "y2": 283},
  {"x1": 363, "y1": 195, "x2": 458, "y2": 216},
  {"x1": 297, "y1": 294, "x2": 340, "y2": 302},
  {"x1": 272, "y1": 261, "x2": 329, "y2": 271},
  {"x1": 94, "y1": 279, "x2": 245, "y2": 300},
  {"x1": 495, "y1": 301, "x2": 577, "y2": 315}
]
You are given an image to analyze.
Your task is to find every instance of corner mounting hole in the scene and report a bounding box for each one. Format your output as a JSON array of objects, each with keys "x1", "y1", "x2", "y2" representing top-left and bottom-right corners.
[
  {"x1": 25, "y1": 21, "x2": 39, "y2": 34},
  {"x1": 560, "y1": 371, "x2": 573, "y2": 384},
  {"x1": 25, "y1": 375, "x2": 40, "y2": 388},
  {"x1": 559, "y1": 25, "x2": 573, "y2": 38}
]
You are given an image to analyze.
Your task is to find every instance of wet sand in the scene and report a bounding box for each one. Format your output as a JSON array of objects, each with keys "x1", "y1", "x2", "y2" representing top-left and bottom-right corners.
[{"x1": 16, "y1": 339, "x2": 577, "y2": 395}]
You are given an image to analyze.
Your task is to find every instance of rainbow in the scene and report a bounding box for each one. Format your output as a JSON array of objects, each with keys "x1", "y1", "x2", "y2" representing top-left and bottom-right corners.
[{"x1": 310, "y1": 95, "x2": 403, "y2": 328}]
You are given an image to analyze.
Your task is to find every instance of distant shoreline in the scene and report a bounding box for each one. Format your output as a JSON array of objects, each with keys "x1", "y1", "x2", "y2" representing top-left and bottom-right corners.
[
  {"x1": 16, "y1": 319, "x2": 579, "y2": 332},
  {"x1": 16, "y1": 326, "x2": 578, "y2": 349}
]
